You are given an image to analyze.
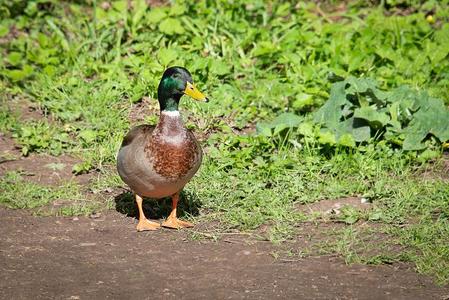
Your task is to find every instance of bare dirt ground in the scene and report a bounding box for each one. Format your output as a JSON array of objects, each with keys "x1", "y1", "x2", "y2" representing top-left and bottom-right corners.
[
  {"x1": 0, "y1": 134, "x2": 92, "y2": 186},
  {"x1": 1, "y1": 206, "x2": 449, "y2": 299}
]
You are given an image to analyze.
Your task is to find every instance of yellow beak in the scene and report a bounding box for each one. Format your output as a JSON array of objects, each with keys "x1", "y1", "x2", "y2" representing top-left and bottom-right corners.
[{"x1": 184, "y1": 82, "x2": 209, "y2": 102}]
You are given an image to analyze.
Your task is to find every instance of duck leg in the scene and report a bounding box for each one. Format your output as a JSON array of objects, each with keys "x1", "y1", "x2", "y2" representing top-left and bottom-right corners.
[
  {"x1": 162, "y1": 191, "x2": 193, "y2": 229},
  {"x1": 135, "y1": 194, "x2": 161, "y2": 231}
]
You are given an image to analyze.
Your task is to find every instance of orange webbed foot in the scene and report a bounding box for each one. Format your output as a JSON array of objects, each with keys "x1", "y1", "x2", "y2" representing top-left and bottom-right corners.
[
  {"x1": 136, "y1": 219, "x2": 161, "y2": 232},
  {"x1": 162, "y1": 217, "x2": 193, "y2": 229}
]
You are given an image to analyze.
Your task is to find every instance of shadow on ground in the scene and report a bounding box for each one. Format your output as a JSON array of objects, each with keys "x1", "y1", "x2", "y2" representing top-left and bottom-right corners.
[{"x1": 114, "y1": 189, "x2": 201, "y2": 220}]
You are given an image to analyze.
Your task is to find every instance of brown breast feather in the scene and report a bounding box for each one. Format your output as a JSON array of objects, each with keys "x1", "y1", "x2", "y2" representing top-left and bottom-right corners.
[{"x1": 145, "y1": 116, "x2": 200, "y2": 180}]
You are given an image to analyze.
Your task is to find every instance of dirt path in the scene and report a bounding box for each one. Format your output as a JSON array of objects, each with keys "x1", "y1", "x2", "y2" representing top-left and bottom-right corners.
[{"x1": 1, "y1": 208, "x2": 448, "y2": 300}]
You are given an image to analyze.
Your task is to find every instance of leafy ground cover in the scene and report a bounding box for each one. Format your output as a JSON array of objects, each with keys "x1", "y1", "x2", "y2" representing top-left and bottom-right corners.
[{"x1": 1, "y1": 0, "x2": 449, "y2": 284}]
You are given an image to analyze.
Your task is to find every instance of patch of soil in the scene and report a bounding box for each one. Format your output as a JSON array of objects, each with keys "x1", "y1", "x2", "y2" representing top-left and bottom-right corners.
[
  {"x1": 419, "y1": 153, "x2": 449, "y2": 181},
  {"x1": 14, "y1": 97, "x2": 45, "y2": 122},
  {"x1": 3, "y1": 96, "x2": 45, "y2": 122},
  {"x1": 0, "y1": 134, "x2": 91, "y2": 186},
  {"x1": 311, "y1": 2, "x2": 350, "y2": 23},
  {"x1": 297, "y1": 197, "x2": 371, "y2": 216},
  {"x1": 0, "y1": 208, "x2": 448, "y2": 299},
  {"x1": 128, "y1": 96, "x2": 159, "y2": 123},
  {"x1": 146, "y1": 0, "x2": 168, "y2": 8},
  {"x1": 231, "y1": 122, "x2": 256, "y2": 136},
  {"x1": 0, "y1": 133, "x2": 20, "y2": 159}
]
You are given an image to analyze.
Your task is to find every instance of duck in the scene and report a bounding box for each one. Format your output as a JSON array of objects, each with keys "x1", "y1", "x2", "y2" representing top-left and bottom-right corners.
[{"x1": 117, "y1": 66, "x2": 208, "y2": 231}]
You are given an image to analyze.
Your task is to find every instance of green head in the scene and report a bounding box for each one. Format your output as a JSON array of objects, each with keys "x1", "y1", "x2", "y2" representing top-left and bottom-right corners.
[{"x1": 157, "y1": 66, "x2": 208, "y2": 111}]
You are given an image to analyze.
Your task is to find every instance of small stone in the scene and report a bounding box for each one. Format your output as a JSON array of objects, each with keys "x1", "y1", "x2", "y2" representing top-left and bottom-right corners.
[
  {"x1": 242, "y1": 250, "x2": 251, "y2": 255},
  {"x1": 89, "y1": 212, "x2": 102, "y2": 219},
  {"x1": 72, "y1": 217, "x2": 79, "y2": 221},
  {"x1": 361, "y1": 197, "x2": 370, "y2": 204}
]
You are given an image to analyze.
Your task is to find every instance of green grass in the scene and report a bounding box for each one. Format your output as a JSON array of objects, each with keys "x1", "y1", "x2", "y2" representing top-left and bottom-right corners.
[
  {"x1": 1, "y1": 0, "x2": 449, "y2": 284},
  {"x1": 315, "y1": 169, "x2": 449, "y2": 284},
  {"x1": 0, "y1": 171, "x2": 102, "y2": 215}
]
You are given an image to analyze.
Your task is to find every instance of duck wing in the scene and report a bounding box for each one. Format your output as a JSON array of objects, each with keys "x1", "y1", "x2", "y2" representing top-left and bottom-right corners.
[{"x1": 120, "y1": 124, "x2": 155, "y2": 148}]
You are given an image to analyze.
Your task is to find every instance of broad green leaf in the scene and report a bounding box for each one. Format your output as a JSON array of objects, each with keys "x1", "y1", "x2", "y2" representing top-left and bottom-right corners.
[
  {"x1": 273, "y1": 124, "x2": 290, "y2": 136},
  {"x1": 345, "y1": 77, "x2": 378, "y2": 95},
  {"x1": 159, "y1": 18, "x2": 185, "y2": 35},
  {"x1": 157, "y1": 48, "x2": 178, "y2": 66},
  {"x1": 292, "y1": 93, "x2": 314, "y2": 110},
  {"x1": 314, "y1": 81, "x2": 347, "y2": 127},
  {"x1": 314, "y1": 75, "x2": 449, "y2": 150},
  {"x1": 271, "y1": 113, "x2": 303, "y2": 128},
  {"x1": 256, "y1": 113, "x2": 302, "y2": 137},
  {"x1": 189, "y1": 57, "x2": 209, "y2": 72},
  {"x1": 354, "y1": 106, "x2": 390, "y2": 128},
  {"x1": 7, "y1": 52, "x2": 23, "y2": 66},
  {"x1": 338, "y1": 134, "x2": 356, "y2": 148},
  {"x1": 403, "y1": 97, "x2": 449, "y2": 149},
  {"x1": 147, "y1": 8, "x2": 167, "y2": 24},
  {"x1": 388, "y1": 101, "x2": 400, "y2": 124},
  {"x1": 5, "y1": 65, "x2": 34, "y2": 81},
  {"x1": 335, "y1": 117, "x2": 371, "y2": 142},
  {"x1": 318, "y1": 130, "x2": 336, "y2": 145},
  {"x1": 169, "y1": 3, "x2": 186, "y2": 16},
  {"x1": 112, "y1": 1, "x2": 127, "y2": 11},
  {"x1": 403, "y1": 132, "x2": 426, "y2": 151},
  {"x1": 255, "y1": 122, "x2": 272, "y2": 137}
]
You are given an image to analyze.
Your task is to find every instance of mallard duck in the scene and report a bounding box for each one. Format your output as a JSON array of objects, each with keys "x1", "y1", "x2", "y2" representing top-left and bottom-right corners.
[{"x1": 117, "y1": 67, "x2": 208, "y2": 231}]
